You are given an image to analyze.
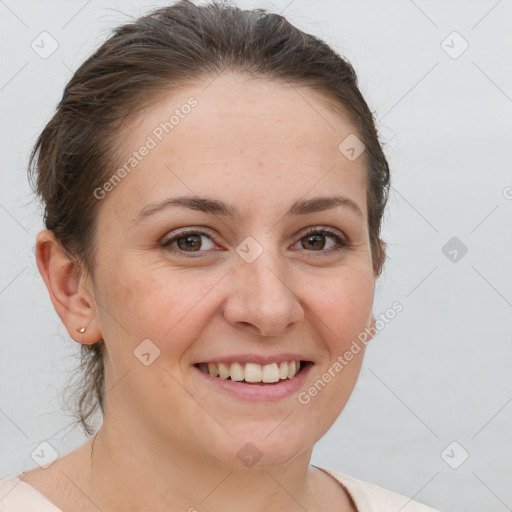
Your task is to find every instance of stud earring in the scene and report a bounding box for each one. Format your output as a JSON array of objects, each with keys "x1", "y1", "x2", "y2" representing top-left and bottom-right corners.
[{"x1": 77, "y1": 327, "x2": 86, "y2": 333}]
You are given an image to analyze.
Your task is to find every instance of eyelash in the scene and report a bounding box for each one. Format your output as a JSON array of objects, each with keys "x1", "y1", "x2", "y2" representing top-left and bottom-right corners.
[{"x1": 161, "y1": 227, "x2": 349, "y2": 258}]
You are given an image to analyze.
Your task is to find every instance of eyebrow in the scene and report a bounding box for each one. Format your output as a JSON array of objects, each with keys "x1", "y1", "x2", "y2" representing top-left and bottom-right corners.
[{"x1": 135, "y1": 194, "x2": 364, "y2": 222}]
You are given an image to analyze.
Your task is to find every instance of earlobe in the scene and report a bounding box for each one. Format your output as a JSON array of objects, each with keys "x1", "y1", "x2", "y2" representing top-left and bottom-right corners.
[
  {"x1": 365, "y1": 312, "x2": 377, "y2": 344},
  {"x1": 35, "y1": 230, "x2": 102, "y2": 345},
  {"x1": 369, "y1": 313, "x2": 376, "y2": 332}
]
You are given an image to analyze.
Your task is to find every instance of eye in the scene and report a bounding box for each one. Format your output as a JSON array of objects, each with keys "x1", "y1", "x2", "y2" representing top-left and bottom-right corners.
[
  {"x1": 291, "y1": 227, "x2": 348, "y2": 255},
  {"x1": 161, "y1": 229, "x2": 217, "y2": 255},
  {"x1": 161, "y1": 226, "x2": 349, "y2": 258}
]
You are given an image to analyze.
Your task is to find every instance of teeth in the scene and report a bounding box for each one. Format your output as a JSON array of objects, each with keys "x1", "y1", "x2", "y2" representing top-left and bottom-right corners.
[
  {"x1": 207, "y1": 363, "x2": 219, "y2": 377},
  {"x1": 279, "y1": 361, "x2": 289, "y2": 380},
  {"x1": 262, "y1": 362, "x2": 280, "y2": 383},
  {"x1": 218, "y1": 362, "x2": 230, "y2": 379},
  {"x1": 244, "y1": 363, "x2": 263, "y2": 382},
  {"x1": 230, "y1": 362, "x2": 244, "y2": 381},
  {"x1": 197, "y1": 360, "x2": 302, "y2": 382}
]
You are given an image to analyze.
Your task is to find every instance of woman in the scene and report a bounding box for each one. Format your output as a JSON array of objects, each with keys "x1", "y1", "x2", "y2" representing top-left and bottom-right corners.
[{"x1": 0, "y1": 1, "x2": 441, "y2": 510}]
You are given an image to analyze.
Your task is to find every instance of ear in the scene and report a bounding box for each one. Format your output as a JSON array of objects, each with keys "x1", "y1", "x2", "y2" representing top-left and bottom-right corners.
[
  {"x1": 35, "y1": 229, "x2": 102, "y2": 345},
  {"x1": 364, "y1": 312, "x2": 378, "y2": 344}
]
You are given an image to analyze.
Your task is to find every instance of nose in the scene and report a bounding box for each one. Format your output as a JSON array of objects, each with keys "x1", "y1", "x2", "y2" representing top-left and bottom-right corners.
[{"x1": 222, "y1": 247, "x2": 304, "y2": 337}]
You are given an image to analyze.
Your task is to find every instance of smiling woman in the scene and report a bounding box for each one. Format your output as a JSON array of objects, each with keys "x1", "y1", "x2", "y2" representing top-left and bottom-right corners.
[{"x1": 0, "y1": 1, "x2": 441, "y2": 511}]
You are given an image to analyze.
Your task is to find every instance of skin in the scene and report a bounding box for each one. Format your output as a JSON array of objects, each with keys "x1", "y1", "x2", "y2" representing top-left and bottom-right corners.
[{"x1": 29, "y1": 72, "x2": 383, "y2": 512}]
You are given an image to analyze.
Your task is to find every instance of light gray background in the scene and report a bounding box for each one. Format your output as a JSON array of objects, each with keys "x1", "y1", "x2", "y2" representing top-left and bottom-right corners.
[{"x1": 1, "y1": 1, "x2": 511, "y2": 510}]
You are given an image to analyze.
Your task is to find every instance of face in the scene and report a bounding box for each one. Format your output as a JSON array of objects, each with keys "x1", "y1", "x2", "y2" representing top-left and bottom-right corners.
[{"x1": 88, "y1": 73, "x2": 377, "y2": 468}]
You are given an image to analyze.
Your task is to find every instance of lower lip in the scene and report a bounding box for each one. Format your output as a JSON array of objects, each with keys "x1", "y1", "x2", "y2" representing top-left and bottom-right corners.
[{"x1": 192, "y1": 363, "x2": 313, "y2": 401}]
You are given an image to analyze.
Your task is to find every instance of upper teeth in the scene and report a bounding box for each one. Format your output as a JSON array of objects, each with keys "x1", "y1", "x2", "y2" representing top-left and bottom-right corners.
[{"x1": 197, "y1": 361, "x2": 301, "y2": 383}]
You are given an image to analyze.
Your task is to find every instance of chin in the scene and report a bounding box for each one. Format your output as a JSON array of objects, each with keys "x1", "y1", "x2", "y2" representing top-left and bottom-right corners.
[{"x1": 200, "y1": 427, "x2": 313, "y2": 470}]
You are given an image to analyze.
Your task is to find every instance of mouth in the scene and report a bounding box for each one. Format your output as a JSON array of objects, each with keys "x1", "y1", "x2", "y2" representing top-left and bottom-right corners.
[{"x1": 193, "y1": 360, "x2": 313, "y2": 385}]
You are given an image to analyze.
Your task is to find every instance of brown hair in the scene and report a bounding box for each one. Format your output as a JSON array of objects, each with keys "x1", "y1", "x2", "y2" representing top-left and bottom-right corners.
[{"x1": 28, "y1": 0, "x2": 390, "y2": 436}]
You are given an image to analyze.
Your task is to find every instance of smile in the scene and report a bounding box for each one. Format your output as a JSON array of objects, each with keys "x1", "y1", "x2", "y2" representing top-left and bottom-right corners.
[
  {"x1": 194, "y1": 360, "x2": 308, "y2": 383},
  {"x1": 192, "y1": 359, "x2": 314, "y2": 401}
]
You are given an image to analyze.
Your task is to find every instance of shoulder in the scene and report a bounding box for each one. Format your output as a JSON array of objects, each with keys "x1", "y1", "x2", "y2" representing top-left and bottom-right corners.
[
  {"x1": 0, "y1": 440, "x2": 94, "y2": 511},
  {"x1": 317, "y1": 467, "x2": 442, "y2": 512},
  {"x1": 0, "y1": 473, "x2": 63, "y2": 512}
]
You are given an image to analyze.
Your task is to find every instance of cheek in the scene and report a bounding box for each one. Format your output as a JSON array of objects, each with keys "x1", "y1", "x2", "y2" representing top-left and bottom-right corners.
[
  {"x1": 303, "y1": 274, "x2": 372, "y2": 420},
  {"x1": 311, "y1": 268, "x2": 374, "y2": 336},
  {"x1": 98, "y1": 263, "x2": 216, "y2": 359}
]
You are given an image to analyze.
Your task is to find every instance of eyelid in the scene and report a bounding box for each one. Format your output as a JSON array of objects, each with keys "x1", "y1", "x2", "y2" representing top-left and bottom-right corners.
[
  {"x1": 297, "y1": 225, "x2": 346, "y2": 241},
  {"x1": 161, "y1": 226, "x2": 217, "y2": 245}
]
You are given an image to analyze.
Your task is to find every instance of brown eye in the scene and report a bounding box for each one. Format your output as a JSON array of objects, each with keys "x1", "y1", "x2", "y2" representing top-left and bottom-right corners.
[
  {"x1": 162, "y1": 231, "x2": 216, "y2": 253},
  {"x1": 291, "y1": 227, "x2": 348, "y2": 256},
  {"x1": 177, "y1": 234, "x2": 202, "y2": 251},
  {"x1": 301, "y1": 233, "x2": 328, "y2": 250}
]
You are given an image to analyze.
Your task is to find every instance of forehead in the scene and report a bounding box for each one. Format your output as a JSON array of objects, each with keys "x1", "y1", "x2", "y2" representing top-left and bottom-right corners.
[{"x1": 106, "y1": 73, "x2": 367, "y2": 219}]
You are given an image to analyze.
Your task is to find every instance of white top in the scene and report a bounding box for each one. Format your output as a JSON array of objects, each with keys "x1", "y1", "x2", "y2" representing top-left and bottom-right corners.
[{"x1": 0, "y1": 466, "x2": 441, "y2": 511}]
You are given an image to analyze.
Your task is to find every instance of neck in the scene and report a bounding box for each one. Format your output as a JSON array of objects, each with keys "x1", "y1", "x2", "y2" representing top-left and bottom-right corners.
[{"x1": 87, "y1": 418, "x2": 323, "y2": 512}]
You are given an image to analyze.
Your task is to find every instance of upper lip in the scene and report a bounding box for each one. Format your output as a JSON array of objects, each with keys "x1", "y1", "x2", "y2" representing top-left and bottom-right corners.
[{"x1": 194, "y1": 353, "x2": 314, "y2": 366}]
